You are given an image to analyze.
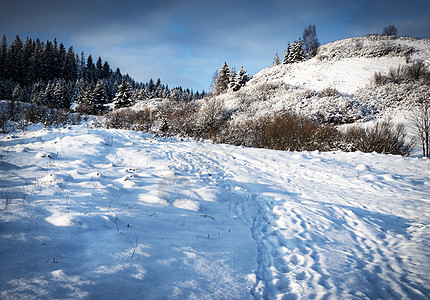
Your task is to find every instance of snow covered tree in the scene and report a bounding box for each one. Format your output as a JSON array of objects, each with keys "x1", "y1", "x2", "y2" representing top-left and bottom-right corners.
[
  {"x1": 93, "y1": 80, "x2": 107, "y2": 113},
  {"x1": 228, "y1": 67, "x2": 237, "y2": 91},
  {"x1": 213, "y1": 62, "x2": 230, "y2": 95},
  {"x1": 113, "y1": 80, "x2": 132, "y2": 109},
  {"x1": 31, "y1": 81, "x2": 45, "y2": 105},
  {"x1": 236, "y1": 67, "x2": 250, "y2": 90},
  {"x1": 273, "y1": 52, "x2": 281, "y2": 65},
  {"x1": 43, "y1": 81, "x2": 55, "y2": 107},
  {"x1": 285, "y1": 40, "x2": 305, "y2": 64},
  {"x1": 76, "y1": 83, "x2": 96, "y2": 114},
  {"x1": 12, "y1": 83, "x2": 23, "y2": 101},
  {"x1": 302, "y1": 24, "x2": 320, "y2": 58},
  {"x1": 53, "y1": 79, "x2": 70, "y2": 109}
]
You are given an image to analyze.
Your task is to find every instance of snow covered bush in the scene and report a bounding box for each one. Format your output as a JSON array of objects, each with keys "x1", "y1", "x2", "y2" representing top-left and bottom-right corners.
[
  {"x1": 373, "y1": 61, "x2": 429, "y2": 86},
  {"x1": 156, "y1": 100, "x2": 198, "y2": 137},
  {"x1": 105, "y1": 107, "x2": 153, "y2": 131},
  {"x1": 196, "y1": 96, "x2": 230, "y2": 138}
]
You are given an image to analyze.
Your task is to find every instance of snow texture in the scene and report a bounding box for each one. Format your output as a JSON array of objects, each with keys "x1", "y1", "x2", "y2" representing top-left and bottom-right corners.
[{"x1": 1, "y1": 124, "x2": 429, "y2": 299}]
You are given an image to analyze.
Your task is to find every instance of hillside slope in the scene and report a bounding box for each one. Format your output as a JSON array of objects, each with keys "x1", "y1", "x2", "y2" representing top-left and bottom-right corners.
[
  {"x1": 1, "y1": 125, "x2": 430, "y2": 299},
  {"x1": 252, "y1": 36, "x2": 430, "y2": 94},
  {"x1": 213, "y1": 35, "x2": 430, "y2": 124}
]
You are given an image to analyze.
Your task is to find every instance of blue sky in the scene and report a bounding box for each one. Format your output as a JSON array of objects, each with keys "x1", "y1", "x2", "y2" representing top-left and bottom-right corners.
[{"x1": 1, "y1": 0, "x2": 429, "y2": 91}]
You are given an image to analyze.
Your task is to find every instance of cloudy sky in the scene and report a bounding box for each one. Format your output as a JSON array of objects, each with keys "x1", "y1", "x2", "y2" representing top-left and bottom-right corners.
[{"x1": 1, "y1": 0, "x2": 429, "y2": 91}]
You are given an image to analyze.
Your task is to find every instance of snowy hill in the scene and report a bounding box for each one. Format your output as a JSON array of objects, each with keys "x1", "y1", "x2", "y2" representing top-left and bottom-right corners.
[
  {"x1": 1, "y1": 124, "x2": 430, "y2": 299},
  {"x1": 212, "y1": 35, "x2": 430, "y2": 124},
  {"x1": 251, "y1": 35, "x2": 430, "y2": 95}
]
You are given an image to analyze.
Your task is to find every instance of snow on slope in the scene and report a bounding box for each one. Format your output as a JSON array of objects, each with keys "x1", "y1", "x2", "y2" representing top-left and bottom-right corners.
[
  {"x1": 1, "y1": 125, "x2": 430, "y2": 299},
  {"x1": 206, "y1": 36, "x2": 430, "y2": 124},
  {"x1": 250, "y1": 36, "x2": 430, "y2": 95}
]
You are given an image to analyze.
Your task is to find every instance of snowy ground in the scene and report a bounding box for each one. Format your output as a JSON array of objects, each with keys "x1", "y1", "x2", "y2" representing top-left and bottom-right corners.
[{"x1": 1, "y1": 124, "x2": 430, "y2": 299}]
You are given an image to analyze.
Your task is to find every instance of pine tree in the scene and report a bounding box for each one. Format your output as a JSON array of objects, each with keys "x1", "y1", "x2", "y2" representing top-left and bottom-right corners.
[
  {"x1": 96, "y1": 57, "x2": 103, "y2": 79},
  {"x1": 236, "y1": 67, "x2": 250, "y2": 90},
  {"x1": 273, "y1": 52, "x2": 281, "y2": 65},
  {"x1": 213, "y1": 62, "x2": 230, "y2": 95},
  {"x1": 31, "y1": 81, "x2": 45, "y2": 105},
  {"x1": 228, "y1": 67, "x2": 237, "y2": 91},
  {"x1": 12, "y1": 83, "x2": 23, "y2": 101},
  {"x1": 285, "y1": 40, "x2": 305, "y2": 64},
  {"x1": 43, "y1": 80, "x2": 55, "y2": 107},
  {"x1": 63, "y1": 46, "x2": 77, "y2": 81},
  {"x1": 93, "y1": 80, "x2": 107, "y2": 113},
  {"x1": 113, "y1": 80, "x2": 132, "y2": 109},
  {"x1": 155, "y1": 78, "x2": 162, "y2": 98},
  {"x1": 86, "y1": 55, "x2": 96, "y2": 83},
  {"x1": 76, "y1": 83, "x2": 95, "y2": 114},
  {"x1": 54, "y1": 79, "x2": 69, "y2": 109},
  {"x1": 148, "y1": 78, "x2": 155, "y2": 98},
  {"x1": 283, "y1": 42, "x2": 291, "y2": 64},
  {"x1": 0, "y1": 35, "x2": 7, "y2": 79},
  {"x1": 102, "y1": 61, "x2": 111, "y2": 78}
]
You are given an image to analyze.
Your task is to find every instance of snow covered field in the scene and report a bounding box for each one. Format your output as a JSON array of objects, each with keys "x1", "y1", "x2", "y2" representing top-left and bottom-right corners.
[{"x1": 1, "y1": 124, "x2": 429, "y2": 299}]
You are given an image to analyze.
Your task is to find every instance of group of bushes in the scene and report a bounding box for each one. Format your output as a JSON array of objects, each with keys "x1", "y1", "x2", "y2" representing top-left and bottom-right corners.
[
  {"x1": 373, "y1": 61, "x2": 430, "y2": 86},
  {"x1": 0, "y1": 100, "x2": 80, "y2": 132},
  {"x1": 2, "y1": 87, "x2": 414, "y2": 157},
  {"x1": 104, "y1": 102, "x2": 413, "y2": 156}
]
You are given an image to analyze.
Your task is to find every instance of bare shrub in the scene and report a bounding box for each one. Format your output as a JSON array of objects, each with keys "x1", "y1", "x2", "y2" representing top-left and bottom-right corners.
[
  {"x1": 342, "y1": 120, "x2": 413, "y2": 156},
  {"x1": 374, "y1": 62, "x2": 429, "y2": 86},
  {"x1": 410, "y1": 88, "x2": 430, "y2": 157},
  {"x1": 373, "y1": 72, "x2": 389, "y2": 86},
  {"x1": 23, "y1": 105, "x2": 72, "y2": 127},
  {"x1": 258, "y1": 114, "x2": 338, "y2": 151},
  {"x1": 388, "y1": 65, "x2": 408, "y2": 83},
  {"x1": 405, "y1": 61, "x2": 428, "y2": 81},
  {"x1": 164, "y1": 102, "x2": 198, "y2": 137},
  {"x1": 321, "y1": 87, "x2": 340, "y2": 97},
  {"x1": 105, "y1": 108, "x2": 153, "y2": 131}
]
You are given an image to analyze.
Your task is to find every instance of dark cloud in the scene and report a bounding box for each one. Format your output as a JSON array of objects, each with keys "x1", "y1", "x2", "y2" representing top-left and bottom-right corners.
[{"x1": 1, "y1": 0, "x2": 429, "y2": 90}]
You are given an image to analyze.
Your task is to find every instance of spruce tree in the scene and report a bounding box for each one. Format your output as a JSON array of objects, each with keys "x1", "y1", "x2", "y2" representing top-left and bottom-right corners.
[
  {"x1": 54, "y1": 79, "x2": 69, "y2": 109},
  {"x1": 228, "y1": 67, "x2": 237, "y2": 91},
  {"x1": 43, "y1": 80, "x2": 55, "y2": 107},
  {"x1": 12, "y1": 83, "x2": 23, "y2": 101},
  {"x1": 96, "y1": 57, "x2": 103, "y2": 79},
  {"x1": 283, "y1": 42, "x2": 291, "y2": 64},
  {"x1": 31, "y1": 81, "x2": 45, "y2": 105},
  {"x1": 213, "y1": 62, "x2": 230, "y2": 95},
  {"x1": 236, "y1": 67, "x2": 250, "y2": 90},
  {"x1": 93, "y1": 80, "x2": 107, "y2": 113},
  {"x1": 76, "y1": 83, "x2": 95, "y2": 114},
  {"x1": 113, "y1": 80, "x2": 132, "y2": 109},
  {"x1": 273, "y1": 52, "x2": 281, "y2": 65},
  {"x1": 0, "y1": 35, "x2": 7, "y2": 79}
]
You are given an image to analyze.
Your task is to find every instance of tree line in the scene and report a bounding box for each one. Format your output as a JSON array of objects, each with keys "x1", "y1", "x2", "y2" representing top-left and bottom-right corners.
[{"x1": 0, "y1": 35, "x2": 205, "y2": 114}]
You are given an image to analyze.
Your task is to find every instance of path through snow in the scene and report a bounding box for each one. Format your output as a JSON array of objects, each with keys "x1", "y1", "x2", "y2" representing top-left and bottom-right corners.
[{"x1": 1, "y1": 125, "x2": 429, "y2": 299}]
